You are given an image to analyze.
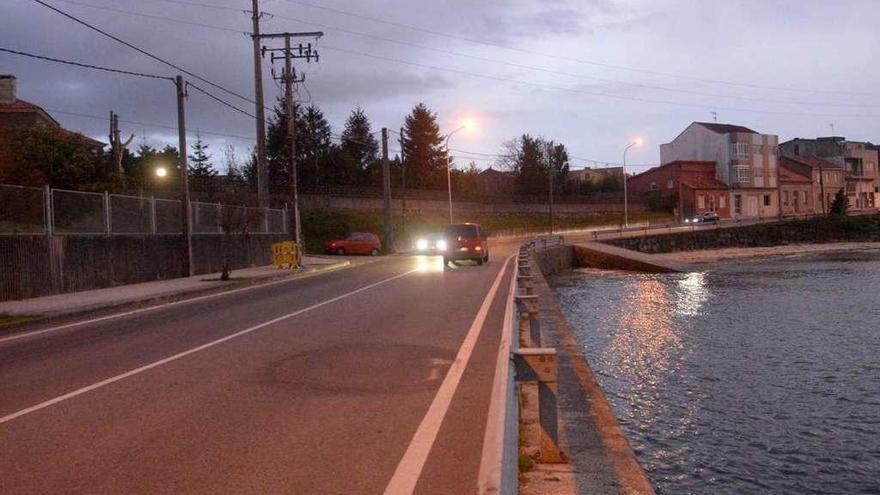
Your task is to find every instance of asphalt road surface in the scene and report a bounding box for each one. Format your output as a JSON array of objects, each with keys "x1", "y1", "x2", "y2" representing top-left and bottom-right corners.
[{"x1": 0, "y1": 240, "x2": 520, "y2": 494}]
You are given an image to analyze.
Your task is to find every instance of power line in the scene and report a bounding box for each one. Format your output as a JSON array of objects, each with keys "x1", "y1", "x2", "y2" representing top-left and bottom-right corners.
[
  {"x1": 53, "y1": 0, "x2": 248, "y2": 34},
  {"x1": 0, "y1": 47, "x2": 173, "y2": 81},
  {"x1": 47, "y1": 107, "x2": 257, "y2": 141},
  {"x1": 279, "y1": 0, "x2": 878, "y2": 98},
  {"x1": 186, "y1": 81, "x2": 257, "y2": 119},
  {"x1": 265, "y1": 11, "x2": 873, "y2": 109},
  {"x1": 31, "y1": 0, "x2": 256, "y2": 105}
]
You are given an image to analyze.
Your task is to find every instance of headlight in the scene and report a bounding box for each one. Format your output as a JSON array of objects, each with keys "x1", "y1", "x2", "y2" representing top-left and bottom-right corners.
[
  {"x1": 436, "y1": 240, "x2": 448, "y2": 251},
  {"x1": 415, "y1": 239, "x2": 429, "y2": 251},
  {"x1": 684, "y1": 219, "x2": 690, "y2": 223}
]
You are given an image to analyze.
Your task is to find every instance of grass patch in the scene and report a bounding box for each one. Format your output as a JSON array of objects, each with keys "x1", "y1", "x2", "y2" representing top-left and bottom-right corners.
[
  {"x1": 0, "y1": 314, "x2": 40, "y2": 328},
  {"x1": 519, "y1": 451, "x2": 535, "y2": 473},
  {"x1": 301, "y1": 207, "x2": 671, "y2": 254}
]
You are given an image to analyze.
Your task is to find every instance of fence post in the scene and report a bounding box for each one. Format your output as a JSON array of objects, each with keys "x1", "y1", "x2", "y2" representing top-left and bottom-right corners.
[
  {"x1": 283, "y1": 203, "x2": 289, "y2": 234},
  {"x1": 264, "y1": 206, "x2": 269, "y2": 233},
  {"x1": 217, "y1": 202, "x2": 223, "y2": 233},
  {"x1": 150, "y1": 196, "x2": 157, "y2": 234},
  {"x1": 44, "y1": 185, "x2": 53, "y2": 236},
  {"x1": 104, "y1": 191, "x2": 111, "y2": 235},
  {"x1": 44, "y1": 185, "x2": 62, "y2": 294}
]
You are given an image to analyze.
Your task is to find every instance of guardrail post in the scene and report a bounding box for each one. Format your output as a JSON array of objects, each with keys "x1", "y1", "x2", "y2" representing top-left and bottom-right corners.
[
  {"x1": 513, "y1": 348, "x2": 565, "y2": 464},
  {"x1": 515, "y1": 294, "x2": 540, "y2": 347}
]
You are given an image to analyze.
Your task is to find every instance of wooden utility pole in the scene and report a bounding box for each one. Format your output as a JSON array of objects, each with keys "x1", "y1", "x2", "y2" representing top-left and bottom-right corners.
[
  {"x1": 250, "y1": 0, "x2": 269, "y2": 207},
  {"x1": 109, "y1": 111, "x2": 133, "y2": 186},
  {"x1": 381, "y1": 128, "x2": 392, "y2": 251},
  {"x1": 257, "y1": 31, "x2": 323, "y2": 245},
  {"x1": 175, "y1": 75, "x2": 193, "y2": 277},
  {"x1": 548, "y1": 169, "x2": 554, "y2": 234},
  {"x1": 399, "y1": 126, "x2": 406, "y2": 238}
]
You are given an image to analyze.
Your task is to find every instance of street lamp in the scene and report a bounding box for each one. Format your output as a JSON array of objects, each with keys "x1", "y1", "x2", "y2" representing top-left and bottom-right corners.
[
  {"x1": 155, "y1": 166, "x2": 168, "y2": 178},
  {"x1": 622, "y1": 138, "x2": 643, "y2": 228},
  {"x1": 444, "y1": 122, "x2": 472, "y2": 224}
]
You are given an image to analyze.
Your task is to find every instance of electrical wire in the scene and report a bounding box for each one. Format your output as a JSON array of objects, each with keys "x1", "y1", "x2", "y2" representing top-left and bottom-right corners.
[
  {"x1": 0, "y1": 47, "x2": 173, "y2": 81},
  {"x1": 47, "y1": 107, "x2": 256, "y2": 141},
  {"x1": 31, "y1": 0, "x2": 256, "y2": 105},
  {"x1": 52, "y1": 0, "x2": 248, "y2": 34},
  {"x1": 279, "y1": 0, "x2": 878, "y2": 98},
  {"x1": 186, "y1": 81, "x2": 256, "y2": 119}
]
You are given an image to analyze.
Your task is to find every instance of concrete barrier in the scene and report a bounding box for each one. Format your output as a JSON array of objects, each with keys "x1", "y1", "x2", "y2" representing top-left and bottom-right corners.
[{"x1": 573, "y1": 242, "x2": 686, "y2": 273}]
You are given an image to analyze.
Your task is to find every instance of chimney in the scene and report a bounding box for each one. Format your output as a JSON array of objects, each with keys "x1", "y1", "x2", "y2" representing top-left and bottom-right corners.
[{"x1": 0, "y1": 75, "x2": 16, "y2": 104}]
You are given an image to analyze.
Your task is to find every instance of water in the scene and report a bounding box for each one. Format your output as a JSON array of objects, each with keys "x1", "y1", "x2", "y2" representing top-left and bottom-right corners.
[{"x1": 552, "y1": 251, "x2": 880, "y2": 494}]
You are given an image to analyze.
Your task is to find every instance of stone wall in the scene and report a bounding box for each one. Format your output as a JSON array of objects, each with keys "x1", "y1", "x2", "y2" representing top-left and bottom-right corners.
[
  {"x1": 0, "y1": 233, "x2": 288, "y2": 301},
  {"x1": 604, "y1": 215, "x2": 880, "y2": 254}
]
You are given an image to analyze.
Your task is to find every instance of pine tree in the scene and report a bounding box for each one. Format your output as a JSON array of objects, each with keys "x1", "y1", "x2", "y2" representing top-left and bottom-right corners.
[
  {"x1": 515, "y1": 134, "x2": 547, "y2": 195},
  {"x1": 297, "y1": 105, "x2": 333, "y2": 191},
  {"x1": 188, "y1": 134, "x2": 216, "y2": 179},
  {"x1": 829, "y1": 188, "x2": 848, "y2": 215},
  {"x1": 401, "y1": 103, "x2": 446, "y2": 188},
  {"x1": 340, "y1": 106, "x2": 379, "y2": 185}
]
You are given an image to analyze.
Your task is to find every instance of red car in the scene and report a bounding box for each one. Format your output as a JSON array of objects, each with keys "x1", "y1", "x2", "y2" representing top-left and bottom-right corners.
[
  {"x1": 324, "y1": 232, "x2": 382, "y2": 256},
  {"x1": 440, "y1": 223, "x2": 489, "y2": 266}
]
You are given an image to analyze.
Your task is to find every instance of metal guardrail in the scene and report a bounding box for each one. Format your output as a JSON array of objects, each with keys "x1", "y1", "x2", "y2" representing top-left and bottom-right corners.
[{"x1": 494, "y1": 234, "x2": 567, "y2": 492}]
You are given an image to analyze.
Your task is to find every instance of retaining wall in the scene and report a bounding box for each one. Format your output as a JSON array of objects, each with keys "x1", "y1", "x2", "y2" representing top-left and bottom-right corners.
[
  {"x1": 0, "y1": 234, "x2": 287, "y2": 301},
  {"x1": 604, "y1": 216, "x2": 880, "y2": 254}
]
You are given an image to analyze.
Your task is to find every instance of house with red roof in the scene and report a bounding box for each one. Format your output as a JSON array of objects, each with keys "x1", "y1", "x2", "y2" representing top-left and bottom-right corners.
[
  {"x1": 627, "y1": 160, "x2": 731, "y2": 220},
  {"x1": 0, "y1": 75, "x2": 105, "y2": 175}
]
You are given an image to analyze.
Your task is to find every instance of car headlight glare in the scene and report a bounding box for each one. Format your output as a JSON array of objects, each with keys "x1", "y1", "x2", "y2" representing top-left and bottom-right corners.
[
  {"x1": 416, "y1": 239, "x2": 429, "y2": 250},
  {"x1": 436, "y1": 240, "x2": 448, "y2": 251}
]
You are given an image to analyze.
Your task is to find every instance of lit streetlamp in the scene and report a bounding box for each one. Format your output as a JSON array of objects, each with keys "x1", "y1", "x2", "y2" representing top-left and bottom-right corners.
[
  {"x1": 622, "y1": 138, "x2": 643, "y2": 228},
  {"x1": 155, "y1": 166, "x2": 168, "y2": 178},
  {"x1": 444, "y1": 119, "x2": 475, "y2": 224}
]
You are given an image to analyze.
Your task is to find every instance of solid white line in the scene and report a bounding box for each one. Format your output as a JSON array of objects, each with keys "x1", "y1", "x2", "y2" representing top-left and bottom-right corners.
[
  {"x1": 0, "y1": 261, "x2": 355, "y2": 345},
  {"x1": 0, "y1": 268, "x2": 417, "y2": 425},
  {"x1": 477, "y1": 254, "x2": 518, "y2": 494},
  {"x1": 383, "y1": 256, "x2": 512, "y2": 495}
]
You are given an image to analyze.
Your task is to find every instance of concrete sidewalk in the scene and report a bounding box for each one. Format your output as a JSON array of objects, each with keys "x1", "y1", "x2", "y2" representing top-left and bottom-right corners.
[{"x1": 0, "y1": 256, "x2": 354, "y2": 318}]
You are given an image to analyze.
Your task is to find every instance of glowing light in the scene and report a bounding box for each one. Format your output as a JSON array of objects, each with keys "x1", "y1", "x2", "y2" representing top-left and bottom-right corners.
[
  {"x1": 414, "y1": 255, "x2": 444, "y2": 273},
  {"x1": 155, "y1": 166, "x2": 168, "y2": 178},
  {"x1": 461, "y1": 117, "x2": 477, "y2": 132},
  {"x1": 415, "y1": 238, "x2": 429, "y2": 251},
  {"x1": 633, "y1": 137, "x2": 644, "y2": 147},
  {"x1": 436, "y1": 239, "x2": 448, "y2": 251}
]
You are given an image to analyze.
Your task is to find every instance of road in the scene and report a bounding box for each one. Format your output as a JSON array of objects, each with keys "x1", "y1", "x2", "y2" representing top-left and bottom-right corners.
[{"x1": 0, "y1": 241, "x2": 519, "y2": 494}]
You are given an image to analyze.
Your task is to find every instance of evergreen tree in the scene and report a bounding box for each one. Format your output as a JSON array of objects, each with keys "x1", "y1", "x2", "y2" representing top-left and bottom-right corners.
[
  {"x1": 515, "y1": 135, "x2": 547, "y2": 195},
  {"x1": 188, "y1": 134, "x2": 216, "y2": 180},
  {"x1": 340, "y1": 106, "x2": 379, "y2": 186},
  {"x1": 297, "y1": 105, "x2": 333, "y2": 191},
  {"x1": 829, "y1": 188, "x2": 848, "y2": 215},
  {"x1": 401, "y1": 103, "x2": 446, "y2": 188}
]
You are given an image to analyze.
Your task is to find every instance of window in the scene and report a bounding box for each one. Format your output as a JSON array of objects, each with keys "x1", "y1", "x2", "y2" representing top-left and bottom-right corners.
[
  {"x1": 730, "y1": 143, "x2": 751, "y2": 157},
  {"x1": 763, "y1": 195, "x2": 771, "y2": 206},
  {"x1": 734, "y1": 165, "x2": 750, "y2": 183},
  {"x1": 734, "y1": 194, "x2": 742, "y2": 214},
  {"x1": 719, "y1": 196, "x2": 726, "y2": 208},
  {"x1": 697, "y1": 195, "x2": 705, "y2": 209},
  {"x1": 783, "y1": 190, "x2": 789, "y2": 206},
  {"x1": 667, "y1": 179, "x2": 674, "y2": 189},
  {"x1": 650, "y1": 181, "x2": 658, "y2": 190}
]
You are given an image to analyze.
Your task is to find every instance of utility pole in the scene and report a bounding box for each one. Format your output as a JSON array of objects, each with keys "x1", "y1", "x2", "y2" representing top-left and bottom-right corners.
[
  {"x1": 400, "y1": 126, "x2": 406, "y2": 238},
  {"x1": 175, "y1": 75, "x2": 193, "y2": 277},
  {"x1": 548, "y1": 169, "x2": 554, "y2": 234},
  {"x1": 381, "y1": 128, "x2": 392, "y2": 251},
  {"x1": 109, "y1": 110, "x2": 133, "y2": 186},
  {"x1": 249, "y1": 0, "x2": 269, "y2": 207},
  {"x1": 258, "y1": 30, "x2": 323, "y2": 246}
]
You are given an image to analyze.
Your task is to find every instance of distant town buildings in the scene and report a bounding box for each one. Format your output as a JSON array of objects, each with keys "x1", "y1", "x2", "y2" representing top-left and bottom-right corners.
[
  {"x1": 630, "y1": 121, "x2": 879, "y2": 220},
  {"x1": 567, "y1": 166, "x2": 623, "y2": 185},
  {"x1": 477, "y1": 166, "x2": 515, "y2": 196}
]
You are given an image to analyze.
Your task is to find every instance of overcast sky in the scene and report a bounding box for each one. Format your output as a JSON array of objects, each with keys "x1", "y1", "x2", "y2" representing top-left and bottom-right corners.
[{"x1": 2, "y1": 0, "x2": 879, "y2": 174}]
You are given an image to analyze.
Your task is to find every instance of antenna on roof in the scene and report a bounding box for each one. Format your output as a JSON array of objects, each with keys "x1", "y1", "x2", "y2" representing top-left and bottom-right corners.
[
  {"x1": 829, "y1": 123, "x2": 835, "y2": 136},
  {"x1": 710, "y1": 111, "x2": 717, "y2": 122}
]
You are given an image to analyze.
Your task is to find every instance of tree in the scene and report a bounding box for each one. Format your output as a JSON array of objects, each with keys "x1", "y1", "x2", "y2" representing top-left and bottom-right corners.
[
  {"x1": 829, "y1": 188, "x2": 848, "y2": 215},
  {"x1": 340, "y1": 106, "x2": 379, "y2": 186},
  {"x1": 3, "y1": 124, "x2": 111, "y2": 191},
  {"x1": 401, "y1": 103, "x2": 446, "y2": 188},
  {"x1": 188, "y1": 133, "x2": 217, "y2": 195},
  {"x1": 499, "y1": 135, "x2": 571, "y2": 196},
  {"x1": 297, "y1": 105, "x2": 333, "y2": 191}
]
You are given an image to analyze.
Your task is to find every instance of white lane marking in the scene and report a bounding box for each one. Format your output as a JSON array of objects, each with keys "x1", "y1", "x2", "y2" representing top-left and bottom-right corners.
[
  {"x1": 0, "y1": 269, "x2": 418, "y2": 425},
  {"x1": 0, "y1": 261, "x2": 356, "y2": 345},
  {"x1": 477, "y1": 254, "x2": 518, "y2": 494},
  {"x1": 383, "y1": 256, "x2": 512, "y2": 495}
]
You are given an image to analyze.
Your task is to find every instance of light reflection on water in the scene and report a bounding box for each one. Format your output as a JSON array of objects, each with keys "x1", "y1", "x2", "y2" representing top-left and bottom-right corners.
[{"x1": 553, "y1": 251, "x2": 880, "y2": 495}]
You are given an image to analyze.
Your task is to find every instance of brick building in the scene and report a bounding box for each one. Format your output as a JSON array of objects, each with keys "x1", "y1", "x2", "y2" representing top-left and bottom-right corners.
[
  {"x1": 778, "y1": 155, "x2": 846, "y2": 215},
  {"x1": 779, "y1": 136, "x2": 877, "y2": 210},
  {"x1": 627, "y1": 160, "x2": 730, "y2": 220}
]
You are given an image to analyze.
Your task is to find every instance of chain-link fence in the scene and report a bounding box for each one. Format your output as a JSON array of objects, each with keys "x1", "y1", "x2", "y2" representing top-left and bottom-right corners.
[
  {"x1": 0, "y1": 183, "x2": 287, "y2": 235},
  {"x1": 0, "y1": 184, "x2": 46, "y2": 234}
]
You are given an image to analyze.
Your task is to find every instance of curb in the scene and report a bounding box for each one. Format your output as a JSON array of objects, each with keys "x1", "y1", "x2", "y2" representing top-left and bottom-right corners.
[{"x1": 0, "y1": 260, "x2": 353, "y2": 334}]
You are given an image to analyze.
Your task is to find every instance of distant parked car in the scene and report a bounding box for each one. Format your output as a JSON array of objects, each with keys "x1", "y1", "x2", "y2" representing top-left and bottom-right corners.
[
  {"x1": 440, "y1": 223, "x2": 489, "y2": 266},
  {"x1": 684, "y1": 212, "x2": 720, "y2": 224},
  {"x1": 324, "y1": 232, "x2": 381, "y2": 256}
]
